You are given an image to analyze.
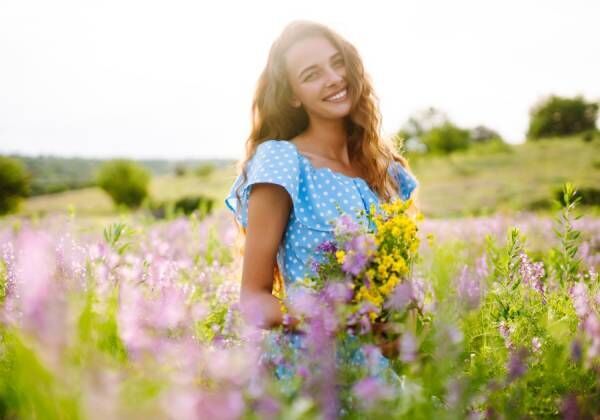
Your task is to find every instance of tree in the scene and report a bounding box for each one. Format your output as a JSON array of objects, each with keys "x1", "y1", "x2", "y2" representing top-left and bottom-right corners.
[
  {"x1": 470, "y1": 125, "x2": 503, "y2": 143},
  {"x1": 400, "y1": 107, "x2": 449, "y2": 139},
  {"x1": 527, "y1": 95, "x2": 598, "y2": 140},
  {"x1": 421, "y1": 122, "x2": 472, "y2": 154},
  {"x1": 0, "y1": 156, "x2": 30, "y2": 215},
  {"x1": 96, "y1": 160, "x2": 150, "y2": 209}
]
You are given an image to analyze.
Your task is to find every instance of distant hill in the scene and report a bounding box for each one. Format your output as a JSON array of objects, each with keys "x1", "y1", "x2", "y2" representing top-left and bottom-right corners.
[
  {"x1": 406, "y1": 135, "x2": 600, "y2": 217},
  {"x1": 4, "y1": 155, "x2": 234, "y2": 196}
]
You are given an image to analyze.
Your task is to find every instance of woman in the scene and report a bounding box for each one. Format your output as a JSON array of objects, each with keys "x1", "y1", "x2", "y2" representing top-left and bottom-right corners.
[{"x1": 224, "y1": 20, "x2": 419, "y2": 391}]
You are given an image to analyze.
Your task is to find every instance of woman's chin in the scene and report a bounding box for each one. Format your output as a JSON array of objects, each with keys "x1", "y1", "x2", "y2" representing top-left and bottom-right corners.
[{"x1": 320, "y1": 103, "x2": 352, "y2": 119}]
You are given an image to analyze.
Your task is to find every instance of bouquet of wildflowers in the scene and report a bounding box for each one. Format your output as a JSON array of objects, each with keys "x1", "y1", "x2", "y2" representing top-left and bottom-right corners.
[{"x1": 295, "y1": 198, "x2": 423, "y2": 337}]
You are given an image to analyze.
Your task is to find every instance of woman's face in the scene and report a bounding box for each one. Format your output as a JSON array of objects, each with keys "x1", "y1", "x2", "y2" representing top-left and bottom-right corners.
[{"x1": 284, "y1": 35, "x2": 351, "y2": 121}]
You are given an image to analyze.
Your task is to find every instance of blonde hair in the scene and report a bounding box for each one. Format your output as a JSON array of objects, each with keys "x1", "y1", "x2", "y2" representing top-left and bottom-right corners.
[{"x1": 231, "y1": 20, "x2": 419, "y2": 298}]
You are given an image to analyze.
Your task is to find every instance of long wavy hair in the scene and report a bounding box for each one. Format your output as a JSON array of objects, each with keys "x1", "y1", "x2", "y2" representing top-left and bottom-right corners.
[{"x1": 231, "y1": 20, "x2": 419, "y2": 299}]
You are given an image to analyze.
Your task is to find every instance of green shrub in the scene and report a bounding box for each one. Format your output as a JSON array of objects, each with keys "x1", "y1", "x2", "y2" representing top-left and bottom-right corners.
[
  {"x1": 527, "y1": 95, "x2": 598, "y2": 140},
  {"x1": 581, "y1": 129, "x2": 600, "y2": 143},
  {"x1": 147, "y1": 195, "x2": 215, "y2": 220},
  {"x1": 0, "y1": 156, "x2": 30, "y2": 215},
  {"x1": 146, "y1": 199, "x2": 172, "y2": 219},
  {"x1": 174, "y1": 165, "x2": 188, "y2": 177},
  {"x1": 175, "y1": 195, "x2": 214, "y2": 216},
  {"x1": 96, "y1": 160, "x2": 150, "y2": 209},
  {"x1": 421, "y1": 122, "x2": 472, "y2": 154}
]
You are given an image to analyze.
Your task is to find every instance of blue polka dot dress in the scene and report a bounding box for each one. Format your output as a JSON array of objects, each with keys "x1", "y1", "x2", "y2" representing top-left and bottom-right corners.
[
  {"x1": 224, "y1": 139, "x2": 419, "y2": 394},
  {"x1": 225, "y1": 139, "x2": 418, "y2": 285}
]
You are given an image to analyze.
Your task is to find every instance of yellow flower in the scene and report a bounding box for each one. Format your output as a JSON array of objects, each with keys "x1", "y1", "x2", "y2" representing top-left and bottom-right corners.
[
  {"x1": 377, "y1": 264, "x2": 389, "y2": 278},
  {"x1": 336, "y1": 250, "x2": 346, "y2": 264},
  {"x1": 392, "y1": 258, "x2": 407, "y2": 274},
  {"x1": 356, "y1": 284, "x2": 384, "y2": 307},
  {"x1": 379, "y1": 274, "x2": 399, "y2": 296}
]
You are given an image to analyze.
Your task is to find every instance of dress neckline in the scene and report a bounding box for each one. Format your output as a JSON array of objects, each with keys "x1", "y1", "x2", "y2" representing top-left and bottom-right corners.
[{"x1": 284, "y1": 140, "x2": 367, "y2": 183}]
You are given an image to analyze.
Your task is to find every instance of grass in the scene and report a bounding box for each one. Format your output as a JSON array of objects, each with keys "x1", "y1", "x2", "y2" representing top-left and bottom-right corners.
[
  {"x1": 409, "y1": 136, "x2": 600, "y2": 218},
  {"x1": 21, "y1": 163, "x2": 239, "y2": 218},
  {"x1": 12, "y1": 136, "x2": 600, "y2": 220}
]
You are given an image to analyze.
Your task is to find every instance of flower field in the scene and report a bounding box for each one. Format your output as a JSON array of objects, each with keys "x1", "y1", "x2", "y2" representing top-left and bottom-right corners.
[{"x1": 1, "y1": 185, "x2": 599, "y2": 419}]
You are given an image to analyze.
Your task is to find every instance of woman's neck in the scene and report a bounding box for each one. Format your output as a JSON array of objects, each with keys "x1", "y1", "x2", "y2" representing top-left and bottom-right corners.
[{"x1": 296, "y1": 118, "x2": 350, "y2": 164}]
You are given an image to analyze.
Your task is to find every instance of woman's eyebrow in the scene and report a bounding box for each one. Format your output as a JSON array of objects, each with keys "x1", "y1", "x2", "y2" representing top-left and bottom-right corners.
[{"x1": 298, "y1": 52, "x2": 342, "y2": 79}]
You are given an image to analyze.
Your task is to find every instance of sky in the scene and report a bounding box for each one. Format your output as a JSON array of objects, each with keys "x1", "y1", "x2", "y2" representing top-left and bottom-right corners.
[{"x1": 1, "y1": 0, "x2": 599, "y2": 160}]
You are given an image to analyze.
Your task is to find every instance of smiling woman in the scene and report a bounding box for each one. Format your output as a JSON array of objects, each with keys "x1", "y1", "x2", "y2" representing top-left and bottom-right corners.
[{"x1": 224, "y1": 19, "x2": 419, "y2": 404}]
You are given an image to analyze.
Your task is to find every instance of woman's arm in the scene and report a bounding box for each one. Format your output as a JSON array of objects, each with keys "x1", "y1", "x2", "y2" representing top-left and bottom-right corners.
[{"x1": 239, "y1": 182, "x2": 298, "y2": 330}]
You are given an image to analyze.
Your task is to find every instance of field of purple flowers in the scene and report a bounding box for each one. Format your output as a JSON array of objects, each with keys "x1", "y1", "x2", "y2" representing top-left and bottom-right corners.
[{"x1": 0, "y1": 185, "x2": 599, "y2": 419}]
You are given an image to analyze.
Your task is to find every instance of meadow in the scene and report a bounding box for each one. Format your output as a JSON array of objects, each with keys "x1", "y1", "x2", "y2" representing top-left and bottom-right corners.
[{"x1": 1, "y1": 137, "x2": 599, "y2": 418}]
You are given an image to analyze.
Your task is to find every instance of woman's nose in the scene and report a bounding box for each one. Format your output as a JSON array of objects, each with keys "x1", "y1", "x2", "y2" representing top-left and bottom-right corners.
[{"x1": 325, "y1": 66, "x2": 343, "y2": 85}]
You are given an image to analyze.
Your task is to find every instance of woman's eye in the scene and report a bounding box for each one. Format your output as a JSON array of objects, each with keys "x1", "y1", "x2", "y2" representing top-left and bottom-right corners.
[{"x1": 305, "y1": 72, "x2": 317, "y2": 81}]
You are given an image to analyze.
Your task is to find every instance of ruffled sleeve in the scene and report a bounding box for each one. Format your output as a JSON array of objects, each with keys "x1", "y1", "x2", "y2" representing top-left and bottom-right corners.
[
  {"x1": 390, "y1": 161, "x2": 419, "y2": 201},
  {"x1": 224, "y1": 140, "x2": 301, "y2": 229}
]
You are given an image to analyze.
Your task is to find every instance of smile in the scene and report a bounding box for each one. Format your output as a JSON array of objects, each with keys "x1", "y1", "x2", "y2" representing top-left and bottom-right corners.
[{"x1": 323, "y1": 88, "x2": 348, "y2": 102}]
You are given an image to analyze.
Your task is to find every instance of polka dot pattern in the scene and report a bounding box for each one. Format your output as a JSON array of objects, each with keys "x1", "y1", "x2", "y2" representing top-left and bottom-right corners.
[{"x1": 224, "y1": 139, "x2": 419, "y2": 286}]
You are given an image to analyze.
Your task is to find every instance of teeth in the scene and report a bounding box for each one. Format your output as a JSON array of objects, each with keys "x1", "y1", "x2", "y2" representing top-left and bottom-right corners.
[{"x1": 325, "y1": 89, "x2": 347, "y2": 101}]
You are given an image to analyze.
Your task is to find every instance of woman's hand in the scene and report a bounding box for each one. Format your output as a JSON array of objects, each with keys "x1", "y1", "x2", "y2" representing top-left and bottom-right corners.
[
  {"x1": 282, "y1": 312, "x2": 303, "y2": 334},
  {"x1": 372, "y1": 320, "x2": 400, "y2": 359}
]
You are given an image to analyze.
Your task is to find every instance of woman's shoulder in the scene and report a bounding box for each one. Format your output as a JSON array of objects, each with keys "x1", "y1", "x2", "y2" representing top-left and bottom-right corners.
[
  {"x1": 254, "y1": 139, "x2": 296, "y2": 156},
  {"x1": 248, "y1": 139, "x2": 302, "y2": 176},
  {"x1": 224, "y1": 140, "x2": 302, "y2": 228}
]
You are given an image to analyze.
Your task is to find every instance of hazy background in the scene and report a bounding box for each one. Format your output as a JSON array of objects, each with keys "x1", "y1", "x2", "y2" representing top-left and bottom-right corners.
[{"x1": 1, "y1": 0, "x2": 599, "y2": 160}]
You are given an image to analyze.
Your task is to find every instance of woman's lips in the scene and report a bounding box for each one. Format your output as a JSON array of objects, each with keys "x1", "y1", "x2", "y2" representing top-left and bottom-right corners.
[{"x1": 323, "y1": 88, "x2": 348, "y2": 102}]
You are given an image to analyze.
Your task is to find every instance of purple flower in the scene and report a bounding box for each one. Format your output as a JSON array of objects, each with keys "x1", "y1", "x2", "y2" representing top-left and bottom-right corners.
[
  {"x1": 531, "y1": 337, "x2": 542, "y2": 353},
  {"x1": 569, "y1": 281, "x2": 600, "y2": 360},
  {"x1": 571, "y1": 340, "x2": 582, "y2": 363},
  {"x1": 561, "y1": 394, "x2": 580, "y2": 420},
  {"x1": 361, "y1": 345, "x2": 384, "y2": 373},
  {"x1": 196, "y1": 390, "x2": 245, "y2": 420},
  {"x1": 344, "y1": 234, "x2": 376, "y2": 256},
  {"x1": 445, "y1": 378, "x2": 463, "y2": 409},
  {"x1": 341, "y1": 251, "x2": 369, "y2": 276},
  {"x1": 324, "y1": 282, "x2": 353, "y2": 304},
  {"x1": 456, "y1": 264, "x2": 483, "y2": 310},
  {"x1": 411, "y1": 275, "x2": 428, "y2": 310},
  {"x1": 385, "y1": 281, "x2": 415, "y2": 311},
  {"x1": 518, "y1": 252, "x2": 546, "y2": 295},
  {"x1": 310, "y1": 259, "x2": 321, "y2": 274},
  {"x1": 333, "y1": 214, "x2": 361, "y2": 236},
  {"x1": 352, "y1": 377, "x2": 393, "y2": 409},
  {"x1": 400, "y1": 332, "x2": 417, "y2": 363},
  {"x1": 498, "y1": 321, "x2": 515, "y2": 350},
  {"x1": 286, "y1": 287, "x2": 320, "y2": 318},
  {"x1": 507, "y1": 348, "x2": 528, "y2": 381},
  {"x1": 475, "y1": 254, "x2": 489, "y2": 279},
  {"x1": 570, "y1": 282, "x2": 590, "y2": 319},
  {"x1": 316, "y1": 240, "x2": 337, "y2": 253},
  {"x1": 338, "y1": 234, "x2": 376, "y2": 276},
  {"x1": 255, "y1": 396, "x2": 281, "y2": 419}
]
